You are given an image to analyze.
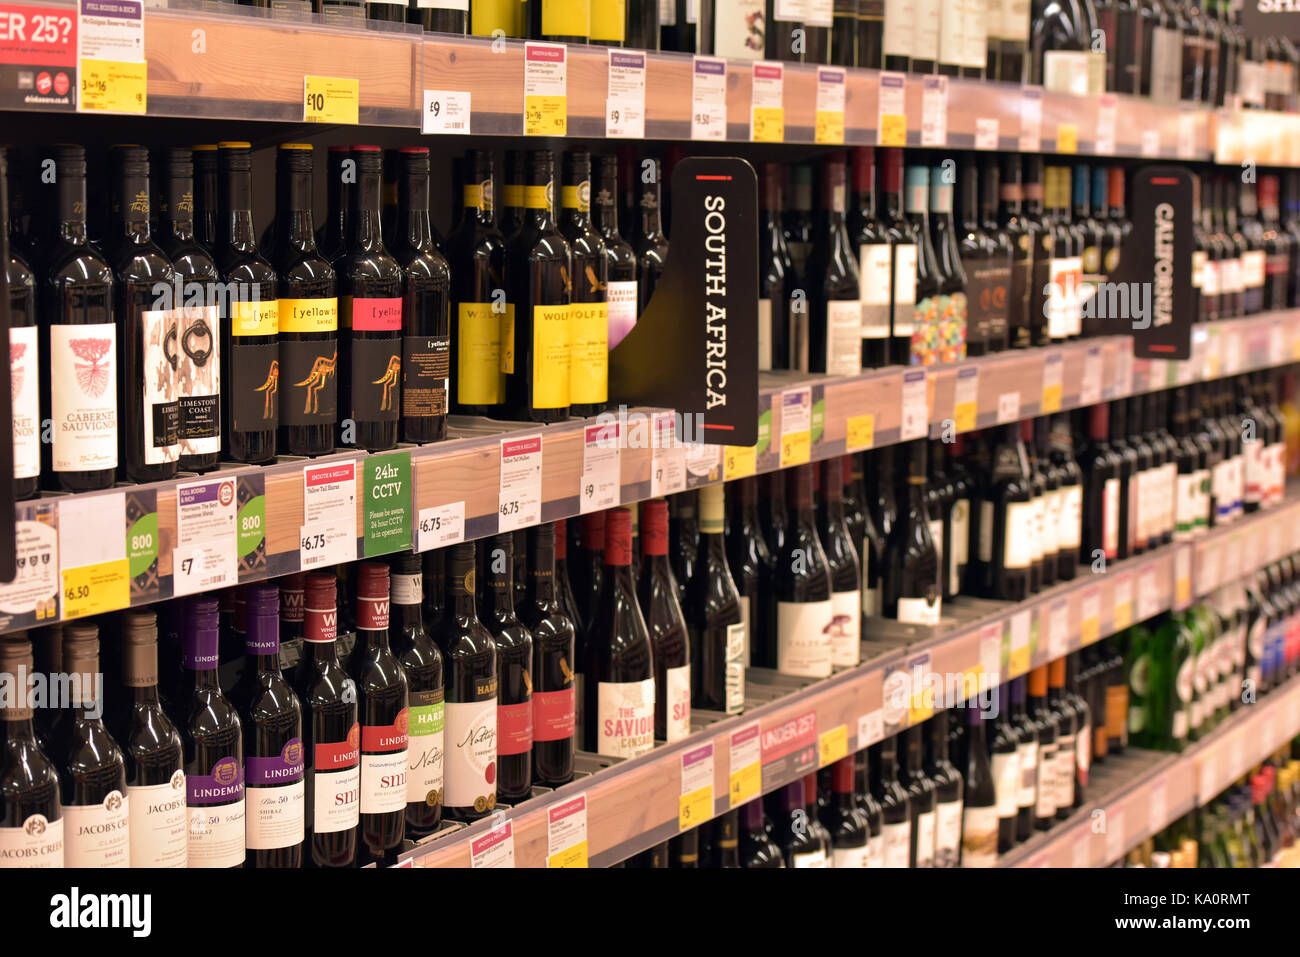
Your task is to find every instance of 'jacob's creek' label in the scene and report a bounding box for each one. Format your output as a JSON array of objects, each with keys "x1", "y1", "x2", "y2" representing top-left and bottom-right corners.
[
  {"x1": 229, "y1": 298, "x2": 280, "y2": 432},
  {"x1": 278, "y1": 297, "x2": 338, "y2": 425},
  {"x1": 343, "y1": 297, "x2": 403, "y2": 423}
]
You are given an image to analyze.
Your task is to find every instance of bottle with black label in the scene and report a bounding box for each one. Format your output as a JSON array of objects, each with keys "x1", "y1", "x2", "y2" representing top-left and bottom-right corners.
[
  {"x1": 393, "y1": 147, "x2": 451, "y2": 445},
  {"x1": 559, "y1": 149, "x2": 609, "y2": 418},
  {"x1": 887, "y1": 442, "x2": 942, "y2": 624},
  {"x1": 998, "y1": 155, "x2": 1035, "y2": 350}
]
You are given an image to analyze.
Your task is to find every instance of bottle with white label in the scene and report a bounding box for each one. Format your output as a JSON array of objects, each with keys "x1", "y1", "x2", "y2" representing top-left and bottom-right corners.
[
  {"x1": 1026, "y1": 665, "x2": 1058, "y2": 830},
  {"x1": 685, "y1": 484, "x2": 746, "y2": 713},
  {"x1": 988, "y1": 686, "x2": 1022, "y2": 853},
  {"x1": 0, "y1": 637, "x2": 63, "y2": 868},
  {"x1": 4, "y1": 177, "x2": 39, "y2": 500},
  {"x1": 809, "y1": 154, "x2": 863, "y2": 377},
  {"x1": 925, "y1": 711, "x2": 964, "y2": 867},
  {"x1": 183, "y1": 598, "x2": 246, "y2": 868},
  {"x1": 232, "y1": 584, "x2": 304, "y2": 868},
  {"x1": 887, "y1": 441, "x2": 943, "y2": 625},
  {"x1": 1049, "y1": 413, "x2": 1083, "y2": 579},
  {"x1": 878, "y1": 148, "x2": 919, "y2": 366},
  {"x1": 636, "y1": 501, "x2": 691, "y2": 742},
  {"x1": 872, "y1": 738, "x2": 913, "y2": 866},
  {"x1": 1008, "y1": 676, "x2": 1038, "y2": 842},
  {"x1": 850, "y1": 148, "x2": 894, "y2": 369},
  {"x1": 1046, "y1": 657, "x2": 1078, "y2": 819},
  {"x1": 961, "y1": 707, "x2": 999, "y2": 867},
  {"x1": 818, "y1": 457, "x2": 863, "y2": 667},
  {"x1": 824, "y1": 755, "x2": 872, "y2": 866},
  {"x1": 774, "y1": 464, "x2": 835, "y2": 676},
  {"x1": 480, "y1": 532, "x2": 534, "y2": 801},
  {"x1": 901, "y1": 725, "x2": 937, "y2": 867},
  {"x1": 121, "y1": 611, "x2": 187, "y2": 868}
]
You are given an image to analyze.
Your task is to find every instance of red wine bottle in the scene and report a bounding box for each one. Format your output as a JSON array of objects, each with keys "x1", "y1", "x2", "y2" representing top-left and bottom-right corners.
[
  {"x1": 823, "y1": 755, "x2": 871, "y2": 866},
  {"x1": 481, "y1": 533, "x2": 534, "y2": 802},
  {"x1": 192, "y1": 144, "x2": 219, "y2": 251},
  {"x1": 639, "y1": 500, "x2": 691, "y2": 742},
  {"x1": 739, "y1": 797, "x2": 784, "y2": 868},
  {"x1": 961, "y1": 706, "x2": 999, "y2": 867},
  {"x1": 686, "y1": 483, "x2": 745, "y2": 714},
  {"x1": 293, "y1": 572, "x2": 359, "y2": 868},
  {"x1": 592, "y1": 153, "x2": 638, "y2": 351},
  {"x1": 588, "y1": 508, "x2": 655, "y2": 757},
  {"x1": 182, "y1": 598, "x2": 246, "y2": 868},
  {"x1": 818, "y1": 456, "x2": 862, "y2": 668},
  {"x1": 0, "y1": 636, "x2": 64, "y2": 866},
  {"x1": 632, "y1": 157, "x2": 670, "y2": 315},
  {"x1": 725, "y1": 476, "x2": 771, "y2": 672},
  {"x1": 982, "y1": 424, "x2": 1033, "y2": 601},
  {"x1": 237, "y1": 585, "x2": 305, "y2": 868},
  {"x1": 436, "y1": 542, "x2": 499, "y2": 821},
  {"x1": 348, "y1": 562, "x2": 408, "y2": 865},
  {"x1": 850, "y1": 147, "x2": 892, "y2": 369},
  {"x1": 4, "y1": 149, "x2": 39, "y2": 500},
  {"x1": 523, "y1": 523, "x2": 576, "y2": 786},
  {"x1": 559, "y1": 148, "x2": 609, "y2": 418},
  {"x1": 317, "y1": 146, "x2": 351, "y2": 266},
  {"x1": 773, "y1": 464, "x2": 834, "y2": 676},
  {"x1": 809, "y1": 153, "x2": 864, "y2": 377}
]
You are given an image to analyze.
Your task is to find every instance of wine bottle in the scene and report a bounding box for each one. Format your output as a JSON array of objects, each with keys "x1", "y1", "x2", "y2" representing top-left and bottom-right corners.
[
  {"x1": 559, "y1": 149, "x2": 609, "y2": 418},
  {"x1": 849, "y1": 148, "x2": 890, "y2": 367},
  {"x1": 437, "y1": 543, "x2": 499, "y2": 821},
  {"x1": 929, "y1": 160, "x2": 969, "y2": 363},
  {"x1": 988, "y1": 684, "x2": 1021, "y2": 853},
  {"x1": 903, "y1": 164, "x2": 944, "y2": 366},
  {"x1": 958, "y1": 154, "x2": 1009, "y2": 356},
  {"x1": 809, "y1": 153, "x2": 863, "y2": 376},
  {"x1": 1068, "y1": 652, "x2": 1092, "y2": 805},
  {"x1": 873, "y1": 150, "x2": 916, "y2": 367},
  {"x1": 592, "y1": 153, "x2": 638, "y2": 353},
  {"x1": 0, "y1": 636, "x2": 63, "y2": 867},
  {"x1": 887, "y1": 442, "x2": 942, "y2": 623},
  {"x1": 871, "y1": 739, "x2": 912, "y2": 867},
  {"x1": 725, "y1": 476, "x2": 771, "y2": 671},
  {"x1": 1047, "y1": 655, "x2": 1077, "y2": 819},
  {"x1": 192, "y1": 144, "x2": 219, "y2": 251},
  {"x1": 633, "y1": 157, "x2": 670, "y2": 315},
  {"x1": 981, "y1": 423, "x2": 1032, "y2": 600},
  {"x1": 900, "y1": 726, "x2": 937, "y2": 866},
  {"x1": 522, "y1": 524, "x2": 576, "y2": 786},
  {"x1": 926, "y1": 711, "x2": 964, "y2": 867},
  {"x1": 739, "y1": 798, "x2": 785, "y2": 867},
  {"x1": 182, "y1": 598, "x2": 246, "y2": 868},
  {"x1": 293, "y1": 572, "x2": 359, "y2": 867},
  {"x1": 4, "y1": 156, "x2": 37, "y2": 499},
  {"x1": 774, "y1": 779, "x2": 826, "y2": 866},
  {"x1": 449, "y1": 150, "x2": 507, "y2": 417},
  {"x1": 418, "y1": 0, "x2": 469, "y2": 32},
  {"x1": 1008, "y1": 676, "x2": 1037, "y2": 841},
  {"x1": 668, "y1": 492, "x2": 699, "y2": 608},
  {"x1": 639, "y1": 500, "x2": 692, "y2": 742},
  {"x1": 685, "y1": 484, "x2": 746, "y2": 713},
  {"x1": 315, "y1": 147, "x2": 350, "y2": 267},
  {"x1": 759, "y1": 162, "x2": 796, "y2": 370},
  {"x1": 480, "y1": 533, "x2": 533, "y2": 803},
  {"x1": 773, "y1": 464, "x2": 835, "y2": 676},
  {"x1": 1026, "y1": 663, "x2": 1058, "y2": 830},
  {"x1": 817, "y1": 457, "x2": 862, "y2": 667},
  {"x1": 272, "y1": 144, "x2": 338, "y2": 457},
  {"x1": 962, "y1": 707, "x2": 999, "y2": 866}
]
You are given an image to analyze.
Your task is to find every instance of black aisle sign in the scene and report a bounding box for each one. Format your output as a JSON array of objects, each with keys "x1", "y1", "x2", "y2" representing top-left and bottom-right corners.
[
  {"x1": 1112, "y1": 165, "x2": 1195, "y2": 361},
  {"x1": 1242, "y1": 0, "x2": 1300, "y2": 41},
  {"x1": 609, "y1": 157, "x2": 759, "y2": 447}
]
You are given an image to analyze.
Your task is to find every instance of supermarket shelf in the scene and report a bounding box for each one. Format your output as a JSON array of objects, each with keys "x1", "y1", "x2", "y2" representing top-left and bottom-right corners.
[
  {"x1": 3, "y1": 309, "x2": 1298, "y2": 637},
  {"x1": 397, "y1": 486, "x2": 1300, "y2": 868},
  {"x1": 1213, "y1": 108, "x2": 1300, "y2": 168},
  {"x1": 1003, "y1": 673, "x2": 1300, "y2": 867}
]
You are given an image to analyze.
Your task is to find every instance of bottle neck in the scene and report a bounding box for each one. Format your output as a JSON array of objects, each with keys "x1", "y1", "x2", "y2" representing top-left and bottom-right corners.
[
  {"x1": 225, "y1": 168, "x2": 257, "y2": 248},
  {"x1": 640, "y1": 179, "x2": 663, "y2": 237},
  {"x1": 400, "y1": 168, "x2": 436, "y2": 252},
  {"x1": 167, "y1": 177, "x2": 197, "y2": 243},
  {"x1": 118, "y1": 172, "x2": 152, "y2": 241},
  {"x1": 528, "y1": 547, "x2": 558, "y2": 606},
  {"x1": 281, "y1": 167, "x2": 317, "y2": 246},
  {"x1": 448, "y1": 559, "x2": 478, "y2": 619},
  {"x1": 349, "y1": 167, "x2": 384, "y2": 253},
  {"x1": 394, "y1": 597, "x2": 423, "y2": 633}
]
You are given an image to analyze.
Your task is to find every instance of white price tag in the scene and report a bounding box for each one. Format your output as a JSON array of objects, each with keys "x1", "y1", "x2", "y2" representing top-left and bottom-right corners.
[
  {"x1": 546, "y1": 795, "x2": 588, "y2": 868},
  {"x1": 173, "y1": 478, "x2": 238, "y2": 597},
  {"x1": 996, "y1": 391, "x2": 1020, "y2": 424},
  {"x1": 580, "y1": 422, "x2": 621, "y2": 513},
  {"x1": 470, "y1": 819, "x2": 515, "y2": 869},
  {"x1": 1148, "y1": 779, "x2": 1167, "y2": 835},
  {"x1": 1041, "y1": 350, "x2": 1064, "y2": 411},
  {"x1": 857, "y1": 710, "x2": 884, "y2": 749},
  {"x1": 300, "y1": 462, "x2": 358, "y2": 570},
  {"x1": 920, "y1": 75, "x2": 948, "y2": 147},
  {"x1": 1080, "y1": 346, "x2": 1104, "y2": 406},
  {"x1": 1095, "y1": 93, "x2": 1117, "y2": 155},
  {"x1": 77, "y1": 0, "x2": 144, "y2": 62},
  {"x1": 1010, "y1": 609, "x2": 1031, "y2": 664},
  {"x1": 1141, "y1": 128, "x2": 1160, "y2": 157},
  {"x1": 606, "y1": 50, "x2": 646, "y2": 139},
  {"x1": 750, "y1": 60, "x2": 784, "y2": 141},
  {"x1": 1048, "y1": 600, "x2": 1069, "y2": 659},
  {"x1": 416, "y1": 501, "x2": 465, "y2": 552},
  {"x1": 1177, "y1": 108, "x2": 1198, "y2": 160},
  {"x1": 1197, "y1": 543, "x2": 1220, "y2": 596},
  {"x1": 524, "y1": 41, "x2": 566, "y2": 98},
  {"x1": 1105, "y1": 805, "x2": 1126, "y2": 864},
  {"x1": 1018, "y1": 87, "x2": 1042, "y2": 153},
  {"x1": 1136, "y1": 564, "x2": 1162, "y2": 622},
  {"x1": 1072, "y1": 832, "x2": 1094, "y2": 868},
  {"x1": 649, "y1": 411, "x2": 686, "y2": 497},
  {"x1": 974, "y1": 117, "x2": 999, "y2": 150},
  {"x1": 900, "y1": 369, "x2": 928, "y2": 441},
  {"x1": 422, "y1": 89, "x2": 471, "y2": 135},
  {"x1": 1271, "y1": 320, "x2": 1286, "y2": 366},
  {"x1": 691, "y1": 56, "x2": 727, "y2": 141},
  {"x1": 979, "y1": 622, "x2": 1003, "y2": 679},
  {"x1": 498, "y1": 434, "x2": 543, "y2": 533},
  {"x1": 814, "y1": 66, "x2": 846, "y2": 144},
  {"x1": 680, "y1": 743, "x2": 714, "y2": 826},
  {"x1": 877, "y1": 71, "x2": 906, "y2": 144}
]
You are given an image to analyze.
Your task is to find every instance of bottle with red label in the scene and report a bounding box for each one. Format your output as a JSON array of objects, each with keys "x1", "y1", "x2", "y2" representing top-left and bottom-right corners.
[
  {"x1": 480, "y1": 533, "x2": 534, "y2": 803},
  {"x1": 292, "y1": 572, "x2": 359, "y2": 868},
  {"x1": 339, "y1": 145, "x2": 404, "y2": 453},
  {"x1": 522, "y1": 523, "x2": 576, "y2": 786},
  {"x1": 347, "y1": 562, "x2": 409, "y2": 866},
  {"x1": 278, "y1": 573, "x2": 306, "y2": 686},
  {"x1": 638, "y1": 500, "x2": 691, "y2": 743}
]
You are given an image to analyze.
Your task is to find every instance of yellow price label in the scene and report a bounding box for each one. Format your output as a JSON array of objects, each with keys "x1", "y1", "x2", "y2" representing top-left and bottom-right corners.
[
  {"x1": 1114, "y1": 598, "x2": 1132, "y2": 632},
  {"x1": 1291, "y1": 336, "x2": 1300, "y2": 362},
  {"x1": 752, "y1": 106, "x2": 784, "y2": 142},
  {"x1": 304, "y1": 75, "x2": 359, "y2": 125},
  {"x1": 908, "y1": 694, "x2": 934, "y2": 726},
  {"x1": 815, "y1": 109, "x2": 844, "y2": 145},
  {"x1": 1176, "y1": 574, "x2": 1191, "y2": 606},
  {"x1": 729, "y1": 762, "x2": 760, "y2": 808},
  {"x1": 1057, "y1": 123, "x2": 1078, "y2": 154},
  {"x1": 819, "y1": 725, "x2": 848, "y2": 767},
  {"x1": 847, "y1": 414, "x2": 875, "y2": 451},
  {"x1": 679, "y1": 786, "x2": 712, "y2": 830},
  {"x1": 780, "y1": 431, "x2": 810, "y2": 468},
  {"x1": 1008, "y1": 644, "x2": 1031, "y2": 678},
  {"x1": 61, "y1": 560, "x2": 130, "y2": 620},
  {"x1": 525, "y1": 94, "x2": 567, "y2": 136},
  {"x1": 80, "y1": 59, "x2": 147, "y2": 114},
  {"x1": 954, "y1": 401, "x2": 977, "y2": 433},
  {"x1": 547, "y1": 840, "x2": 588, "y2": 868},
  {"x1": 879, "y1": 113, "x2": 907, "y2": 146},
  {"x1": 1081, "y1": 615, "x2": 1100, "y2": 646},
  {"x1": 725, "y1": 445, "x2": 756, "y2": 480},
  {"x1": 1041, "y1": 383, "x2": 1063, "y2": 415}
]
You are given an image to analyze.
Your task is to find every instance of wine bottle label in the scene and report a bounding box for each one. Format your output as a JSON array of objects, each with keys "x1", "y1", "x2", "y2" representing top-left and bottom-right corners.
[
  {"x1": 948, "y1": 498, "x2": 969, "y2": 587},
  {"x1": 776, "y1": 599, "x2": 834, "y2": 677},
  {"x1": 1015, "y1": 740, "x2": 1037, "y2": 808},
  {"x1": 773, "y1": 0, "x2": 805, "y2": 21},
  {"x1": 999, "y1": 0, "x2": 1028, "y2": 39},
  {"x1": 1245, "y1": 441, "x2": 1264, "y2": 505},
  {"x1": 881, "y1": 819, "x2": 910, "y2": 867},
  {"x1": 790, "y1": 846, "x2": 827, "y2": 867},
  {"x1": 962, "y1": 0, "x2": 987, "y2": 66},
  {"x1": 416, "y1": 0, "x2": 468, "y2": 10},
  {"x1": 531, "y1": 304, "x2": 572, "y2": 410},
  {"x1": 978, "y1": 500, "x2": 994, "y2": 564},
  {"x1": 279, "y1": 297, "x2": 339, "y2": 333},
  {"x1": 360, "y1": 749, "x2": 409, "y2": 814},
  {"x1": 805, "y1": 0, "x2": 832, "y2": 25},
  {"x1": 602, "y1": 280, "x2": 636, "y2": 352},
  {"x1": 658, "y1": 0, "x2": 676, "y2": 25},
  {"x1": 498, "y1": 700, "x2": 533, "y2": 756},
  {"x1": 891, "y1": 243, "x2": 917, "y2": 337},
  {"x1": 913, "y1": 809, "x2": 935, "y2": 867},
  {"x1": 533, "y1": 686, "x2": 575, "y2": 742},
  {"x1": 349, "y1": 337, "x2": 402, "y2": 423},
  {"x1": 542, "y1": 0, "x2": 590, "y2": 35},
  {"x1": 173, "y1": 304, "x2": 221, "y2": 456},
  {"x1": 456, "y1": 303, "x2": 505, "y2": 406},
  {"x1": 128, "y1": 772, "x2": 187, "y2": 868},
  {"x1": 445, "y1": 697, "x2": 498, "y2": 811},
  {"x1": 965, "y1": 262, "x2": 1010, "y2": 349},
  {"x1": 232, "y1": 299, "x2": 279, "y2": 336},
  {"x1": 824, "y1": 300, "x2": 863, "y2": 376},
  {"x1": 1099, "y1": 476, "x2": 1119, "y2": 558},
  {"x1": 345, "y1": 297, "x2": 403, "y2": 332},
  {"x1": 1034, "y1": 743, "x2": 1056, "y2": 817},
  {"x1": 390, "y1": 574, "x2": 421, "y2": 607},
  {"x1": 308, "y1": 764, "x2": 360, "y2": 834},
  {"x1": 859, "y1": 244, "x2": 892, "y2": 339},
  {"x1": 597, "y1": 678, "x2": 654, "y2": 758},
  {"x1": 896, "y1": 595, "x2": 941, "y2": 626},
  {"x1": 832, "y1": 843, "x2": 870, "y2": 868},
  {"x1": 1148, "y1": 26, "x2": 1182, "y2": 102},
  {"x1": 1174, "y1": 472, "x2": 1199, "y2": 539},
  {"x1": 1042, "y1": 488, "x2": 1061, "y2": 558},
  {"x1": 591, "y1": 0, "x2": 625, "y2": 41},
  {"x1": 934, "y1": 798, "x2": 962, "y2": 867},
  {"x1": 1060, "y1": 484, "x2": 1081, "y2": 550},
  {"x1": 992, "y1": 749, "x2": 1020, "y2": 818},
  {"x1": 1055, "y1": 732, "x2": 1075, "y2": 807},
  {"x1": 882, "y1": 0, "x2": 914, "y2": 58},
  {"x1": 961, "y1": 806, "x2": 998, "y2": 867},
  {"x1": 228, "y1": 340, "x2": 280, "y2": 433},
  {"x1": 725, "y1": 621, "x2": 746, "y2": 713},
  {"x1": 570, "y1": 302, "x2": 609, "y2": 405},
  {"x1": 408, "y1": 689, "x2": 445, "y2": 807},
  {"x1": 0, "y1": 814, "x2": 64, "y2": 867},
  {"x1": 63, "y1": 790, "x2": 130, "y2": 868},
  {"x1": 937, "y1": 0, "x2": 965, "y2": 66},
  {"x1": 188, "y1": 758, "x2": 246, "y2": 868},
  {"x1": 865, "y1": 832, "x2": 884, "y2": 868},
  {"x1": 1043, "y1": 50, "x2": 1090, "y2": 95},
  {"x1": 9, "y1": 325, "x2": 39, "y2": 479},
  {"x1": 280, "y1": 337, "x2": 338, "y2": 426},
  {"x1": 139, "y1": 308, "x2": 181, "y2": 465},
  {"x1": 1003, "y1": 500, "x2": 1035, "y2": 569},
  {"x1": 665, "y1": 663, "x2": 691, "y2": 742},
  {"x1": 403, "y1": 334, "x2": 449, "y2": 418},
  {"x1": 357, "y1": 594, "x2": 391, "y2": 631},
  {"x1": 247, "y1": 779, "x2": 306, "y2": 850},
  {"x1": 739, "y1": 598, "x2": 754, "y2": 667},
  {"x1": 1076, "y1": 718, "x2": 1090, "y2": 785},
  {"x1": 712, "y1": 0, "x2": 763, "y2": 58},
  {"x1": 827, "y1": 589, "x2": 861, "y2": 668}
]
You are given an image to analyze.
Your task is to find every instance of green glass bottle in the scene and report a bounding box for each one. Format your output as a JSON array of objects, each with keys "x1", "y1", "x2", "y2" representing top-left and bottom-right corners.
[{"x1": 1124, "y1": 624, "x2": 1153, "y2": 748}]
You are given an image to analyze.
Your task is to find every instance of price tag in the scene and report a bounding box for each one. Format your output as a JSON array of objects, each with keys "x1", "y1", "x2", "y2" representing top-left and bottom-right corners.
[
  {"x1": 1136, "y1": 564, "x2": 1162, "y2": 622},
  {"x1": 79, "y1": 58, "x2": 146, "y2": 114},
  {"x1": 899, "y1": 369, "x2": 928, "y2": 442},
  {"x1": 300, "y1": 462, "x2": 359, "y2": 570},
  {"x1": 0, "y1": 503, "x2": 60, "y2": 625},
  {"x1": 1147, "y1": 779, "x2": 1168, "y2": 837},
  {"x1": 920, "y1": 75, "x2": 948, "y2": 147},
  {"x1": 996, "y1": 391, "x2": 1021, "y2": 425},
  {"x1": 953, "y1": 366, "x2": 979, "y2": 432},
  {"x1": 814, "y1": 67, "x2": 846, "y2": 144},
  {"x1": 1196, "y1": 542, "x2": 1220, "y2": 596},
  {"x1": 303, "y1": 75, "x2": 359, "y2": 125},
  {"x1": 1048, "y1": 600, "x2": 1069, "y2": 659},
  {"x1": 1198, "y1": 751, "x2": 1219, "y2": 803},
  {"x1": 1177, "y1": 108, "x2": 1198, "y2": 160},
  {"x1": 1112, "y1": 573, "x2": 1133, "y2": 631},
  {"x1": 1141, "y1": 128, "x2": 1160, "y2": 158},
  {"x1": 1272, "y1": 319, "x2": 1287, "y2": 366},
  {"x1": 416, "y1": 501, "x2": 465, "y2": 552},
  {"x1": 685, "y1": 442, "x2": 722, "y2": 486},
  {"x1": 679, "y1": 744, "x2": 714, "y2": 830},
  {"x1": 724, "y1": 444, "x2": 756, "y2": 481},
  {"x1": 877, "y1": 71, "x2": 907, "y2": 146},
  {"x1": 779, "y1": 387, "x2": 812, "y2": 467},
  {"x1": 498, "y1": 435, "x2": 543, "y2": 533},
  {"x1": 728, "y1": 722, "x2": 762, "y2": 808},
  {"x1": 857, "y1": 710, "x2": 884, "y2": 750},
  {"x1": 691, "y1": 56, "x2": 727, "y2": 141},
  {"x1": 524, "y1": 42, "x2": 567, "y2": 137},
  {"x1": 907, "y1": 651, "x2": 934, "y2": 724},
  {"x1": 651, "y1": 413, "x2": 688, "y2": 495},
  {"x1": 1174, "y1": 544, "x2": 1192, "y2": 608},
  {"x1": 172, "y1": 478, "x2": 238, "y2": 597},
  {"x1": 1056, "y1": 122, "x2": 1078, "y2": 154},
  {"x1": 422, "y1": 89, "x2": 471, "y2": 134},
  {"x1": 1079, "y1": 346, "x2": 1104, "y2": 406},
  {"x1": 1018, "y1": 87, "x2": 1042, "y2": 153},
  {"x1": 470, "y1": 819, "x2": 515, "y2": 869},
  {"x1": 580, "y1": 422, "x2": 621, "y2": 513},
  {"x1": 1041, "y1": 351, "x2": 1064, "y2": 413},
  {"x1": 1008, "y1": 610, "x2": 1032, "y2": 677},
  {"x1": 819, "y1": 725, "x2": 848, "y2": 768},
  {"x1": 1105, "y1": 806, "x2": 1126, "y2": 863},
  {"x1": 546, "y1": 795, "x2": 588, "y2": 868},
  {"x1": 980, "y1": 623, "x2": 1003, "y2": 680},
  {"x1": 77, "y1": 0, "x2": 146, "y2": 114},
  {"x1": 750, "y1": 61, "x2": 784, "y2": 142},
  {"x1": 1072, "y1": 832, "x2": 1095, "y2": 868},
  {"x1": 1095, "y1": 94, "x2": 1117, "y2": 155},
  {"x1": 847, "y1": 414, "x2": 875, "y2": 451},
  {"x1": 59, "y1": 493, "x2": 129, "y2": 620},
  {"x1": 1080, "y1": 588, "x2": 1100, "y2": 646},
  {"x1": 974, "y1": 117, "x2": 1000, "y2": 150},
  {"x1": 606, "y1": 50, "x2": 646, "y2": 139}
]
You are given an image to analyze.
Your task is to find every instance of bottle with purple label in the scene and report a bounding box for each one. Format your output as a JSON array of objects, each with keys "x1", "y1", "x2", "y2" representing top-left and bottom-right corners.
[
  {"x1": 182, "y1": 597, "x2": 246, "y2": 868},
  {"x1": 234, "y1": 585, "x2": 304, "y2": 869}
]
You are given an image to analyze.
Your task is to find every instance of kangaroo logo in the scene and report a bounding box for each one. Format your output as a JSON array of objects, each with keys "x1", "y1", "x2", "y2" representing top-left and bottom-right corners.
[
  {"x1": 255, "y1": 360, "x2": 279, "y2": 419},
  {"x1": 294, "y1": 350, "x2": 336, "y2": 415},
  {"x1": 372, "y1": 354, "x2": 401, "y2": 412}
]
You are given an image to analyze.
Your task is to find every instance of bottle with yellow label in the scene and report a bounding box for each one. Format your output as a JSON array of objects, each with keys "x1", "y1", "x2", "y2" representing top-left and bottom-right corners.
[
  {"x1": 558, "y1": 149, "x2": 609, "y2": 418},
  {"x1": 271, "y1": 143, "x2": 339, "y2": 457},
  {"x1": 531, "y1": 0, "x2": 591, "y2": 42},
  {"x1": 500, "y1": 150, "x2": 525, "y2": 240},
  {"x1": 448, "y1": 149, "x2": 508, "y2": 416},
  {"x1": 505, "y1": 150, "x2": 572, "y2": 423}
]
